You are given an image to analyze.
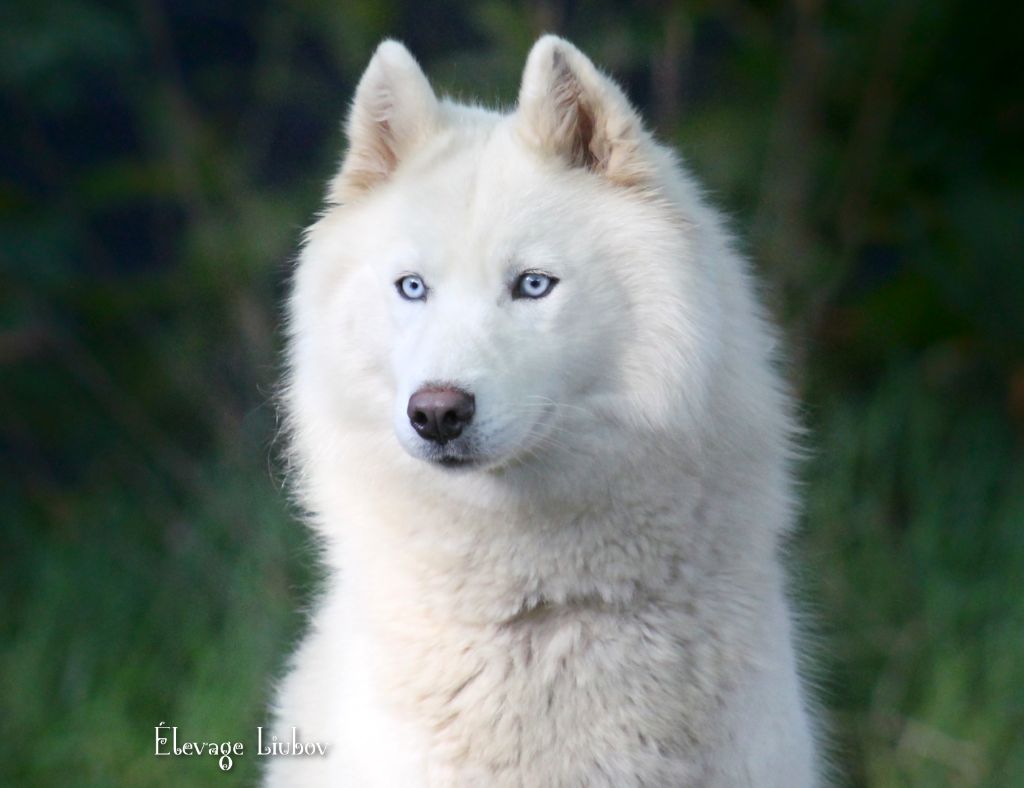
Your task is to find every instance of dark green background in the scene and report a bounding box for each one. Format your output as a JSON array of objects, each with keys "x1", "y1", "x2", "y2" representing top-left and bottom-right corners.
[{"x1": 2, "y1": 1, "x2": 1021, "y2": 785}]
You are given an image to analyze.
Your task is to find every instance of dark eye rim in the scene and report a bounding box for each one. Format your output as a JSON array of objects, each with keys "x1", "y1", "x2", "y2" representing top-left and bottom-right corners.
[
  {"x1": 511, "y1": 271, "x2": 560, "y2": 300},
  {"x1": 395, "y1": 274, "x2": 428, "y2": 301}
]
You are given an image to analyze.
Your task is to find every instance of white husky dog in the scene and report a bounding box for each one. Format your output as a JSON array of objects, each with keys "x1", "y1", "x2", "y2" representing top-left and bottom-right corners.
[{"x1": 268, "y1": 35, "x2": 820, "y2": 787}]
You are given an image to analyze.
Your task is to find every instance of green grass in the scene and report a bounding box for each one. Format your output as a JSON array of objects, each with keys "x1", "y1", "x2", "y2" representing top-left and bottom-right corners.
[
  {"x1": 2, "y1": 365, "x2": 1021, "y2": 786},
  {"x1": 1, "y1": 448, "x2": 321, "y2": 786},
  {"x1": 804, "y1": 367, "x2": 1024, "y2": 786}
]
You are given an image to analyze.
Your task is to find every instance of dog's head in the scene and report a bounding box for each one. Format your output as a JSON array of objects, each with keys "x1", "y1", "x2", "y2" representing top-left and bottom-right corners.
[{"x1": 290, "y1": 37, "x2": 722, "y2": 476}]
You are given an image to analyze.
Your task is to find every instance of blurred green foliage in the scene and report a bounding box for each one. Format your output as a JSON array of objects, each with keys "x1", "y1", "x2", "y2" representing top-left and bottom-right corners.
[{"x1": 1, "y1": 1, "x2": 1021, "y2": 785}]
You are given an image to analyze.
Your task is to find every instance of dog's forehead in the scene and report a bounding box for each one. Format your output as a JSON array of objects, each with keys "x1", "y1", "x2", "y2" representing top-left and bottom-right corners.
[
  {"x1": 404, "y1": 128, "x2": 533, "y2": 210},
  {"x1": 382, "y1": 132, "x2": 558, "y2": 270}
]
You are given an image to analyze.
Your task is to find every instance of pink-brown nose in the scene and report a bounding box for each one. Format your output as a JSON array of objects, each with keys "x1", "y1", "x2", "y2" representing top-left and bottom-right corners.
[{"x1": 407, "y1": 386, "x2": 475, "y2": 444}]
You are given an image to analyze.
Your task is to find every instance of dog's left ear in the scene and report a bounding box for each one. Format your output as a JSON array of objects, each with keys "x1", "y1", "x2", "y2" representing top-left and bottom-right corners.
[{"x1": 516, "y1": 36, "x2": 653, "y2": 186}]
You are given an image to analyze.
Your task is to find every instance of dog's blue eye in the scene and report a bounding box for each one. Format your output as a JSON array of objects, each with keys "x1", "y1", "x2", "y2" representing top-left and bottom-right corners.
[
  {"x1": 513, "y1": 272, "x2": 558, "y2": 300},
  {"x1": 396, "y1": 274, "x2": 426, "y2": 301}
]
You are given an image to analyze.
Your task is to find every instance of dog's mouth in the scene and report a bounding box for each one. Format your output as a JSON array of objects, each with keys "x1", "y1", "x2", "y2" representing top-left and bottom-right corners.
[
  {"x1": 435, "y1": 455, "x2": 476, "y2": 469},
  {"x1": 400, "y1": 403, "x2": 559, "y2": 471},
  {"x1": 422, "y1": 443, "x2": 482, "y2": 470}
]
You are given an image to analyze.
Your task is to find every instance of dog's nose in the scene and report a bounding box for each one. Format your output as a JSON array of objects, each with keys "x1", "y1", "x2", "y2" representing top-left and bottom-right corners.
[{"x1": 407, "y1": 386, "x2": 475, "y2": 444}]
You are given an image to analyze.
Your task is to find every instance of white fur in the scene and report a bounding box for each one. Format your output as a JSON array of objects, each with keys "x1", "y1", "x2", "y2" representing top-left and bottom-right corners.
[{"x1": 267, "y1": 35, "x2": 821, "y2": 787}]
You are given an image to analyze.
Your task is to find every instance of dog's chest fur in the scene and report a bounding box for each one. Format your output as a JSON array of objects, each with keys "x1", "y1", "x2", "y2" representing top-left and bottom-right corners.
[
  {"x1": 350, "y1": 493, "x2": 766, "y2": 786},
  {"x1": 372, "y1": 601, "x2": 740, "y2": 785}
]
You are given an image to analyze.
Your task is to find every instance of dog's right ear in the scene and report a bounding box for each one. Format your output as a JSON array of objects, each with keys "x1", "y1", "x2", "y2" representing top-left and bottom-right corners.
[{"x1": 330, "y1": 41, "x2": 439, "y2": 204}]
